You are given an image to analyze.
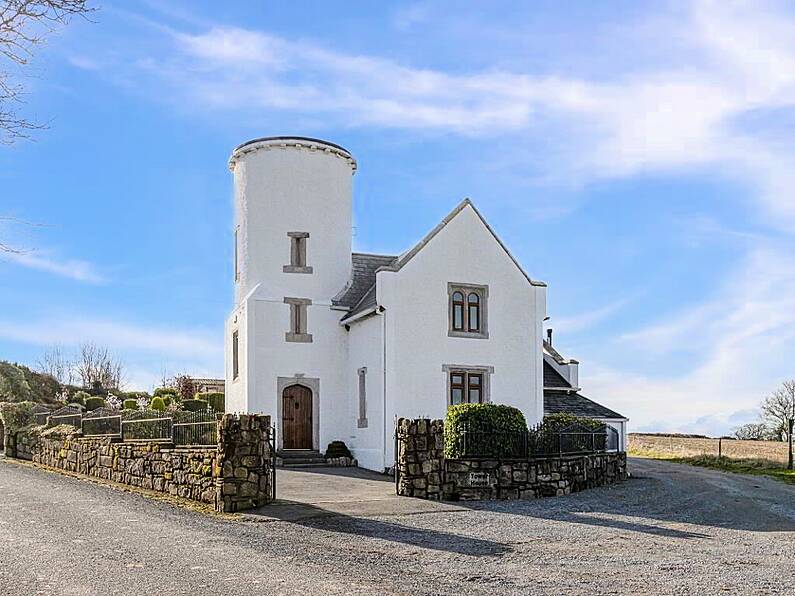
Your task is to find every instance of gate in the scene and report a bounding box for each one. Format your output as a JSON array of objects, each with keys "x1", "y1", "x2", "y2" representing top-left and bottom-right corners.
[{"x1": 269, "y1": 424, "x2": 277, "y2": 500}]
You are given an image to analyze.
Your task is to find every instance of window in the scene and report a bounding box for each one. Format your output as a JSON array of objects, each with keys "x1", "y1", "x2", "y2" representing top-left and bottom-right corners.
[
  {"x1": 448, "y1": 283, "x2": 488, "y2": 338},
  {"x1": 448, "y1": 370, "x2": 485, "y2": 405},
  {"x1": 284, "y1": 297, "x2": 313, "y2": 343},
  {"x1": 232, "y1": 330, "x2": 239, "y2": 380},
  {"x1": 357, "y1": 367, "x2": 368, "y2": 428},
  {"x1": 284, "y1": 232, "x2": 313, "y2": 273},
  {"x1": 234, "y1": 227, "x2": 240, "y2": 282}
]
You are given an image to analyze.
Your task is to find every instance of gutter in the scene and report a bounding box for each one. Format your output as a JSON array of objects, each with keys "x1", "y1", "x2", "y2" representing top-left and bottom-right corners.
[{"x1": 339, "y1": 306, "x2": 379, "y2": 326}]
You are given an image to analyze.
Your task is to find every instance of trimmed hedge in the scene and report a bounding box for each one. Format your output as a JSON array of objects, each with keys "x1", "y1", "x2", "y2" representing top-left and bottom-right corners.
[
  {"x1": 72, "y1": 391, "x2": 90, "y2": 406},
  {"x1": 122, "y1": 399, "x2": 138, "y2": 410},
  {"x1": 324, "y1": 440, "x2": 352, "y2": 459},
  {"x1": 181, "y1": 398, "x2": 209, "y2": 412},
  {"x1": 150, "y1": 396, "x2": 166, "y2": 412},
  {"x1": 444, "y1": 403, "x2": 528, "y2": 459},
  {"x1": 153, "y1": 387, "x2": 178, "y2": 399},
  {"x1": 195, "y1": 392, "x2": 224, "y2": 413},
  {"x1": 84, "y1": 396, "x2": 106, "y2": 411}
]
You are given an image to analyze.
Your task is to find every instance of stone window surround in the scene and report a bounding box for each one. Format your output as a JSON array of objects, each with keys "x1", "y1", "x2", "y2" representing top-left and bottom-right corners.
[
  {"x1": 357, "y1": 367, "x2": 368, "y2": 428},
  {"x1": 447, "y1": 282, "x2": 489, "y2": 339},
  {"x1": 284, "y1": 297, "x2": 313, "y2": 343},
  {"x1": 277, "y1": 376, "x2": 320, "y2": 451},
  {"x1": 442, "y1": 364, "x2": 494, "y2": 406},
  {"x1": 283, "y1": 232, "x2": 313, "y2": 274}
]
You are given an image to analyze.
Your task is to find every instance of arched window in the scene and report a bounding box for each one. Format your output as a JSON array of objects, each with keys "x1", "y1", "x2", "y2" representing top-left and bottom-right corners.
[
  {"x1": 467, "y1": 293, "x2": 480, "y2": 332},
  {"x1": 452, "y1": 291, "x2": 465, "y2": 331}
]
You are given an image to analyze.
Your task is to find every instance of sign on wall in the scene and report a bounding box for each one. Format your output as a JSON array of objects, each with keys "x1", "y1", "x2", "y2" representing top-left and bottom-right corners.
[{"x1": 468, "y1": 471, "x2": 490, "y2": 487}]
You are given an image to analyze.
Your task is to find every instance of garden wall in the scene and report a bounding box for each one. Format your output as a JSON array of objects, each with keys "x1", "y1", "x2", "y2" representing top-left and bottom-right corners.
[
  {"x1": 396, "y1": 418, "x2": 627, "y2": 501},
  {"x1": 5, "y1": 414, "x2": 273, "y2": 513}
]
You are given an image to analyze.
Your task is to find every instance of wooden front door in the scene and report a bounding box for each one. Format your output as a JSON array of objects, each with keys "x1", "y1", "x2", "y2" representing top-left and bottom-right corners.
[{"x1": 282, "y1": 384, "x2": 312, "y2": 449}]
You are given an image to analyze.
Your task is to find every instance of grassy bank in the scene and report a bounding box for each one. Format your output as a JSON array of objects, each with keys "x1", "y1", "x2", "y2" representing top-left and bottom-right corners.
[{"x1": 630, "y1": 448, "x2": 795, "y2": 485}]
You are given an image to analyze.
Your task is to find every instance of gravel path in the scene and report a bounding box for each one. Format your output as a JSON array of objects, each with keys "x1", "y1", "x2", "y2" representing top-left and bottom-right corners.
[{"x1": 1, "y1": 456, "x2": 794, "y2": 595}]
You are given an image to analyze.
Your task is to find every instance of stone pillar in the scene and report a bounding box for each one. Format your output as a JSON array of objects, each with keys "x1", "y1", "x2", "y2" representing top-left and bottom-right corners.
[
  {"x1": 217, "y1": 414, "x2": 273, "y2": 512},
  {"x1": 395, "y1": 418, "x2": 444, "y2": 501}
]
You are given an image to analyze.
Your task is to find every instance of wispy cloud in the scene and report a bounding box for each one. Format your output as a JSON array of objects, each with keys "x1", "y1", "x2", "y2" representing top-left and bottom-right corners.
[
  {"x1": 2, "y1": 251, "x2": 105, "y2": 283},
  {"x1": 99, "y1": 0, "x2": 795, "y2": 225},
  {"x1": 553, "y1": 296, "x2": 637, "y2": 335}
]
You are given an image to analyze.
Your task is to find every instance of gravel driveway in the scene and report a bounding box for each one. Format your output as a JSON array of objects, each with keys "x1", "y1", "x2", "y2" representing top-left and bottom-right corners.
[{"x1": 1, "y1": 456, "x2": 794, "y2": 595}]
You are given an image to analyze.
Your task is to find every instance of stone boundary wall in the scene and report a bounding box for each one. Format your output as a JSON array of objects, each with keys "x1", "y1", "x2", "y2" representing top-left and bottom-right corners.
[
  {"x1": 396, "y1": 418, "x2": 627, "y2": 501},
  {"x1": 5, "y1": 414, "x2": 273, "y2": 513}
]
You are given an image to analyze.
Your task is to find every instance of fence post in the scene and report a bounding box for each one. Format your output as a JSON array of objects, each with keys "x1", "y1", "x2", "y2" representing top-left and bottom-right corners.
[{"x1": 718, "y1": 437, "x2": 722, "y2": 459}]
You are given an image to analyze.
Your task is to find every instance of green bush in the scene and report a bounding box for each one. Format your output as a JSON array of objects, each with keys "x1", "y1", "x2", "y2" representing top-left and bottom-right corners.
[
  {"x1": 195, "y1": 392, "x2": 224, "y2": 412},
  {"x1": 324, "y1": 440, "x2": 352, "y2": 459},
  {"x1": 150, "y1": 396, "x2": 166, "y2": 412},
  {"x1": 84, "y1": 396, "x2": 106, "y2": 411},
  {"x1": 72, "y1": 391, "x2": 90, "y2": 406},
  {"x1": 444, "y1": 403, "x2": 528, "y2": 459},
  {"x1": 153, "y1": 387, "x2": 178, "y2": 399},
  {"x1": 0, "y1": 362, "x2": 33, "y2": 403},
  {"x1": 162, "y1": 396, "x2": 172, "y2": 408},
  {"x1": 122, "y1": 399, "x2": 138, "y2": 410},
  {"x1": 0, "y1": 400, "x2": 36, "y2": 432},
  {"x1": 181, "y1": 398, "x2": 209, "y2": 412}
]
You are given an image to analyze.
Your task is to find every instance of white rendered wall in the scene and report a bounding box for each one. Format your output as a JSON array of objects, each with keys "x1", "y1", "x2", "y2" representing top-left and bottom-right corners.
[
  {"x1": 377, "y1": 204, "x2": 546, "y2": 467},
  {"x1": 225, "y1": 139, "x2": 356, "y2": 449},
  {"x1": 346, "y1": 313, "x2": 385, "y2": 471}
]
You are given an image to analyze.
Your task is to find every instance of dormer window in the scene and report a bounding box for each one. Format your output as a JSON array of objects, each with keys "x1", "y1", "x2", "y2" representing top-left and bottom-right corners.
[
  {"x1": 448, "y1": 283, "x2": 488, "y2": 339},
  {"x1": 284, "y1": 232, "x2": 313, "y2": 274}
]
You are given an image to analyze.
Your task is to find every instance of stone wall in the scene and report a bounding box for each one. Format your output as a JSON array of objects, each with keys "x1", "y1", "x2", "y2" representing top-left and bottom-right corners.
[
  {"x1": 396, "y1": 418, "x2": 627, "y2": 501},
  {"x1": 6, "y1": 414, "x2": 273, "y2": 513}
]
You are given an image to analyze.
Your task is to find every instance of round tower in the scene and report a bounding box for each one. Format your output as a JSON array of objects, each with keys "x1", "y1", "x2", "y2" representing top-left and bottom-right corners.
[{"x1": 229, "y1": 136, "x2": 356, "y2": 303}]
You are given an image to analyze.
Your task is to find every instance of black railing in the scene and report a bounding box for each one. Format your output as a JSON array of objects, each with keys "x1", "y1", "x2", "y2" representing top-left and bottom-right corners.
[
  {"x1": 451, "y1": 422, "x2": 618, "y2": 459},
  {"x1": 82, "y1": 407, "x2": 122, "y2": 438},
  {"x1": 172, "y1": 411, "x2": 221, "y2": 447}
]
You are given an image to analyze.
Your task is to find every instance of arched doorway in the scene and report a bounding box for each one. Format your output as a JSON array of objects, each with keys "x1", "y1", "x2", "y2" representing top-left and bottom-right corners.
[{"x1": 282, "y1": 384, "x2": 313, "y2": 449}]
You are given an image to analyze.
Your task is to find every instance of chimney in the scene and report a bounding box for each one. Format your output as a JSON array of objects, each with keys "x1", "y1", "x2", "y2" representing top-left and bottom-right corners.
[{"x1": 546, "y1": 328, "x2": 553, "y2": 345}]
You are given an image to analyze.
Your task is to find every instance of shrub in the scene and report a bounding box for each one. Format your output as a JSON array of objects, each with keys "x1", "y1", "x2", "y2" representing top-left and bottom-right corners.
[
  {"x1": 444, "y1": 403, "x2": 528, "y2": 459},
  {"x1": 173, "y1": 375, "x2": 195, "y2": 401},
  {"x1": 162, "y1": 396, "x2": 172, "y2": 408},
  {"x1": 0, "y1": 400, "x2": 36, "y2": 432},
  {"x1": 181, "y1": 398, "x2": 209, "y2": 412},
  {"x1": 71, "y1": 391, "x2": 90, "y2": 406},
  {"x1": 150, "y1": 396, "x2": 166, "y2": 412},
  {"x1": 195, "y1": 392, "x2": 224, "y2": 412},
  {"x1": 84, "y1": 396, "x2": 106, "y2": 411},
  {"x1": 153, "y1": 387, "x2": 178, "y2": 399},
  {"x1": 122, "y1": 399, "x2": 138, "y2": 410},
  {"x1": 324, "y1": 440, "x2": 352, "y2": 459}
]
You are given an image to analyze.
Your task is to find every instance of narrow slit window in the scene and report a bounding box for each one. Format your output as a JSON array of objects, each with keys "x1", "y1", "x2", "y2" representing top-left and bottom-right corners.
[
  {"x1": 232, "y1": 330, "x2": 239, "y2": 380},
  {"x1": 234, "y1": 227, "x2": 240, "y2": 282},
  {"x1": 285, "y1": 232, "x2": 312, "y2": 273},
  {"x1": 357, "y1": 367, "x2": 368, "y2": 428}
]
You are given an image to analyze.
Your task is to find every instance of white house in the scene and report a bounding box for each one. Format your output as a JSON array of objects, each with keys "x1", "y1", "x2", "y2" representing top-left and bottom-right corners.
[{"x1": 224, "y1": 136, "x2": 626, "y2": 472}]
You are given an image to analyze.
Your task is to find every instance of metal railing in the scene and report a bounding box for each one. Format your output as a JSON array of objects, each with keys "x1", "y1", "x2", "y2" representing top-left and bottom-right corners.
[
  {"x1": 48, "y1": 406, "x2": 83, "y2": 429},
  {"x1": 450, "y1": 422, "x2": 619, "y2": 459},
  {"x1": 82, "y1": 407, "x2": 122, "y2": 438},
  {"x1": 172, "y1": 411, "x2": 221, "y2": 447}
]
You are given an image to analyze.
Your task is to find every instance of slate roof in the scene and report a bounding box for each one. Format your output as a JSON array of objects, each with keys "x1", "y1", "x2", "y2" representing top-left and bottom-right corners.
[
  {"x1": 543, "y1": 361, "x2": 572, "y2": 388},
  {"x1": 544, "y1": 390, "x2": 626, "y2": 420},
  {"x1": 334, "y1": 253, "x2": 397, "y2": 320}
]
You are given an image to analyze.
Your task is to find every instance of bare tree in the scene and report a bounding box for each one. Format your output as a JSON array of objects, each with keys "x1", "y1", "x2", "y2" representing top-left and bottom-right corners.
[
  {"x1": 762, "y1": 380, "x2": 795, "y2": 469},
  {"x1": 1, "y1": 0, "x2": 96, "y2": 143},
  {"x1": 732, "y1": 422, "x2": 771, "y2": 441},
  {"x1": 73, "y1": 342, "x2": 124, "y2": 391},
  {"x1": 36, "y1": 344, "x2": 73, "y2": 384}
]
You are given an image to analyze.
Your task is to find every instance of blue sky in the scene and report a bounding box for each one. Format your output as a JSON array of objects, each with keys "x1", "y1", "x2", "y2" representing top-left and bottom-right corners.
[{"x1": 2, "y1": 0, "x2": 795, "y2": 435}]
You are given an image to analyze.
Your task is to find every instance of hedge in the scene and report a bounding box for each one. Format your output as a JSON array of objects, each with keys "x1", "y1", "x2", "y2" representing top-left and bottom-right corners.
[
  {"x1": 153, "y1": 387, "x2": 178, "y2": 399},
  {"x1": 542, "y1": 412, "x2": 603, "y2": 431},
  {"x1": 150, "y1": 396, "x2": 166, "y2": 412},
  {"x1": 71, "y1": 391, "x2": 90, "y2": 406},
  {"x1": 122, "y1": 399, "x2": 138, "y2": 410},
  {"x1": 324, "y1": 440, "x2": 352, "y2": 459},
  {"x1": 444, "y1": 403, "x2": 528, "y2": 459},
  {"x1": 181, "y1": 398, "x2": 209, "y2": 412},
  {"x1": 84, "y1": 396, "x2": 106, "y2": 411},
  {"x1": 0, "y1": 400, "x2": 36, "y2": 432},
  {"x1": 195, "y1": 392, "x2": 224, "y2": 413}
]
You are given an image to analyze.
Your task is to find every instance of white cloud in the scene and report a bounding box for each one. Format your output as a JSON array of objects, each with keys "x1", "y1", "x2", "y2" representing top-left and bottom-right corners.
[
  {"x1": 2, "y1": 251, "x2": 105, "y2": 283},
  {"x1": 113, "y1": 0, "x2": 792, "y2": 226},
  {"x1": 582, "y1": 242, "x2": 795, "y2": 435},
  {"x1": 552, "y1": 296, "x2": 636, "y2": 335}
]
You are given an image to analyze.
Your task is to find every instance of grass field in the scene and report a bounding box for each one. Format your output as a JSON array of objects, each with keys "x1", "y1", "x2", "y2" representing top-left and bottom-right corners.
[{"x1": 629, "y1": 434, "x2": 795, "y2": 484}]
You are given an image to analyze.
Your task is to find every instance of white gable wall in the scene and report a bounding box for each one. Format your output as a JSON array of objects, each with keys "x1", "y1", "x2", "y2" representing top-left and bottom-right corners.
[{"x1": 376, "y1": 204, "x2": 546, "y2": 467}]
